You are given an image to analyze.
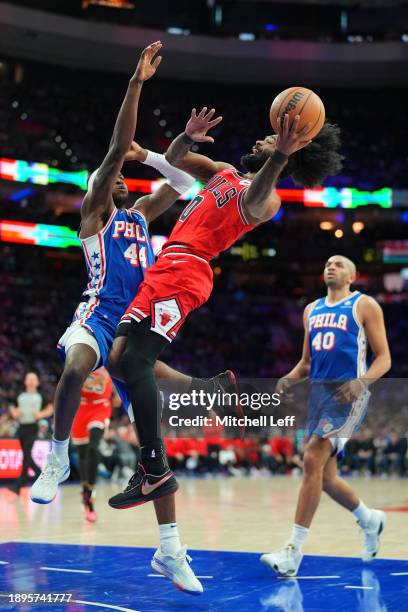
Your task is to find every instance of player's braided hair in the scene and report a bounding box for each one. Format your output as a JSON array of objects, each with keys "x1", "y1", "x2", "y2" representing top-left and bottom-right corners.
[{"x1": 280, "y1": 121, "x2": 344, "y2": 188}]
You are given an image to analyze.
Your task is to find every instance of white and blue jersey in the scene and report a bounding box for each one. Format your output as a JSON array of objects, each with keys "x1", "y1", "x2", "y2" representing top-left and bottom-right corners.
[
  {"x1": 308, "y1": 291, "x2": 368, "y2": 381},
  {"x1": 306, "y1": 291, "x2": 371, "y2": 447},
  {"x1": 58, "y1": 207, "x2": 155, "y2": 369}
]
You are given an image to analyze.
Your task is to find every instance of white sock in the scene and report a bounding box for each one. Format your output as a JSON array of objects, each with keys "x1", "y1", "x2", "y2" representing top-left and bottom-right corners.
[
  {"x1": 159, "y1": 523, "x2": 181, "y2": 555},
  {"x1": 352, "y1": 501, "x2": 372, "y2": 526},
  {"x1": 51, "y1": 437, "x2": 69, "y2": 465},
  {"x1": 288, "y1": 524, "x2": 309, "y2": 551}
]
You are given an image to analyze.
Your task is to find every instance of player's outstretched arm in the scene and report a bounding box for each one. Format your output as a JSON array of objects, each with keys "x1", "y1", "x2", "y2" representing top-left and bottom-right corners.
[
  {"x1": 334, "y1": 297, "x2": 391, "y2": 404},
  {"x1": 242, "y1": 114, "x2": 311, "y2": 223},
  {"x1": 359, "y1": 297, "x2": 392, "y2": 383},
  {"x1": 165, "y1": 107, "x2": 233, "y2": 181},
  {"x1": 124, "y1": 141, "x2": 195, "y2": 223},
  {"x1": 82, "y1": 41, "x2": 162, "y2": 220},
  {"x1": 276, "y1": 303, "x2": 313, "y2": 397}
]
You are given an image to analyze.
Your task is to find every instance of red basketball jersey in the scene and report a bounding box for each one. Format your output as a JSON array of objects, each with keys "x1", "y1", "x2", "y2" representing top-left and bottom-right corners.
[
  {"x1": 79, "y1": 368, "x2": 113, "y2": 410},
  {"x1": 164, "y1": 168, "x2": 255, "y2": 260}
]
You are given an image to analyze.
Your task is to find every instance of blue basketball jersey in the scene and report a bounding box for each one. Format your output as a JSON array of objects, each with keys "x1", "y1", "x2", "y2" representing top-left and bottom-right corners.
[
  {"x1": 308, "y1": 291, "x2": 368, "y2": 380},
  {"x1": 79, "y1": 207, "x2": 155, "y2": 314}
]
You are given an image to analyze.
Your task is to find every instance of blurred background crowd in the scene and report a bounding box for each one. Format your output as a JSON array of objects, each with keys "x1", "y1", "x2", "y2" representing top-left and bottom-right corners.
[{"x1": 1, "y1": 0, "x2": 408, "y2": 487}]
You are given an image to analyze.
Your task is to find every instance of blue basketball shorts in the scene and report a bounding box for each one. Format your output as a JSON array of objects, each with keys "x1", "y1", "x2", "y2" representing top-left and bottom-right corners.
[{"x1": 307, "y1": 382, "x2": 370, "y2": 455}]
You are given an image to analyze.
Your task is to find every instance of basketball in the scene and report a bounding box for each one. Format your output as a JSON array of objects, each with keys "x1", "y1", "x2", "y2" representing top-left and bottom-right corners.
[{"x1": 270, "y1": 87, "x2": 325, "y2": 141}]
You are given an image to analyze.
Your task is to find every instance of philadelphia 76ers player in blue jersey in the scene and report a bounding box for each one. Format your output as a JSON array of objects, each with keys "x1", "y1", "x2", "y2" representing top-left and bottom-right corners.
[
  {"x1": 261, "y1": 255, "x2": 391, "y2": 577},
  {"x1": 29, "y1": 43, "x2": 224, "y2": 594}
]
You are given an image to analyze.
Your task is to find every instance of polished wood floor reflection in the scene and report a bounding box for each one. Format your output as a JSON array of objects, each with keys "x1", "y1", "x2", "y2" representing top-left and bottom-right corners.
[{"x1": 1, "y1": 476, "x2": 407, "y2": 559}]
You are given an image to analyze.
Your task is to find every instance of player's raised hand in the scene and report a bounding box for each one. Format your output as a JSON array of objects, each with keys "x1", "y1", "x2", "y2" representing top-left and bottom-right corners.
[
  {"x1": 124, "y1": 141, "x2": 148, "y2": 162},
  {"x1": 275, "y1": 114, "x2": 312, "y2": 156},
  {"x1": 132, "y1": 41, "x2": 162, "y2": 83},
  {"x1": 185, "y1": 107, "x2": 223, "y2": 143}
]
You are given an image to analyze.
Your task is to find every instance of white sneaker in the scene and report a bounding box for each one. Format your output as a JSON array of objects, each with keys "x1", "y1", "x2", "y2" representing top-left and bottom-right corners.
[
  {"x1": 30, "y1": 453, "x2": 70, "y2": 504},
  {"x1": 151, "y1": 546, "x2": 203, "y2": 595},
  {"x1": 359, "y1": 509, "x2": 387, "y2": 562},
  {"x1": 261, "y1": 544, "x2": 303, "y2": 577}
]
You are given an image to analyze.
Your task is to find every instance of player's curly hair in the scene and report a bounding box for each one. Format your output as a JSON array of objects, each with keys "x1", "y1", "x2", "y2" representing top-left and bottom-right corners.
[{"x1": 279, "y1": 121, "x2": 344, "y2": 188}]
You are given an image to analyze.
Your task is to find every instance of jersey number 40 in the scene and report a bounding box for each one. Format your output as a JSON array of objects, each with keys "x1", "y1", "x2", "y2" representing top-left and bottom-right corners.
[{"x1": 312, "y1": 331, "x2": 336, "y2": 352}]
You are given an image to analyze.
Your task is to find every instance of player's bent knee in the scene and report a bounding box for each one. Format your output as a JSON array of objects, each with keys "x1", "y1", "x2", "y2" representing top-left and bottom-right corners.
[
  {"x1": 61, "y1": 361, "x2": 89, "y2": 389},
  {"x1": 303, "y1": 451, "x2": 325, "y2": 476}
]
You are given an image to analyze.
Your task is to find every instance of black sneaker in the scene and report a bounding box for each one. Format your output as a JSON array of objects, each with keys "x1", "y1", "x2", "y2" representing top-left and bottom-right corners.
[
  {"x1": 212, "y1": 370, "x2": 245, "y2": 436},
  {"x1": 108, "y1": 464, "x2": 179, "y2": 510}
]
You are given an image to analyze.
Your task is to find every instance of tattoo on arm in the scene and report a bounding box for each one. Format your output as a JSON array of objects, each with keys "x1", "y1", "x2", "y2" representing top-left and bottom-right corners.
[
  {"x1": 165, "y1": 132, "x2": 193, "y2": 166},
  {"x1": 243, "y1": 150, "x2": 288, "y2": 219}
]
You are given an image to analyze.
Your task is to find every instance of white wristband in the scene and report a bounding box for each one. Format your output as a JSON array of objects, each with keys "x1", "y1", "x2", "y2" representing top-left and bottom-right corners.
[{"x1": 142, "y1": 150, "x2": 195, "y2": 195}]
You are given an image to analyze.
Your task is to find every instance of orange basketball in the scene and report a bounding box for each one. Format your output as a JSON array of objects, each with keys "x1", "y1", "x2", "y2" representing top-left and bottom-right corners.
[{"x1": 270, "y1": 87, "x2": 325, "y2": 141}]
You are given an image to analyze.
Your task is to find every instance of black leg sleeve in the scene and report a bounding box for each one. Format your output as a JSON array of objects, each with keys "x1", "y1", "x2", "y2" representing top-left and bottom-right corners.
[
  {"x1": 120, "y1": 318, "x2": 169, "y2": 468},
  {"x1": 87, "y1": 427, "x2": 103, "y2": 486},
  {"x1": 76, "y1": 443, "x2": 89, "y2": 483}
]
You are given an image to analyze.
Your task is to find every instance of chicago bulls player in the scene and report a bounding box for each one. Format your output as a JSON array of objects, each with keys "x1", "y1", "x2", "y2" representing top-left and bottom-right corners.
[
  {"x1": 72, "y1": 368, "x2": 119, "y2": 522},
  {"x1": 108, "y1": 106, "x2": 343, "y2": 515}
]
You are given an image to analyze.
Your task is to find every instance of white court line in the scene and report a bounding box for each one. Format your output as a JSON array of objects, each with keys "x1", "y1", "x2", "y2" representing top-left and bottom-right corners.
[
  {"x1": 391, "y1": 572, "x2": 408, "y2": 576},
  {"x1": 148, "y1": 573, "x2": 213, "y2": 579},
  {"x1": 0, "y1": 561, "x2": 9, "y2": 565},
  {"x1": 278, "y1": 575, "x2": 341, "y2": 580},
  {"x1": 73, "y1": 601, "x2": 140, "y2": 612},
  {"x1": 40, "y1": 566, "x2": 92, "y2": 574},
  {"x1": 344, "y1": 586, "x2": 373, "y2": 590}
]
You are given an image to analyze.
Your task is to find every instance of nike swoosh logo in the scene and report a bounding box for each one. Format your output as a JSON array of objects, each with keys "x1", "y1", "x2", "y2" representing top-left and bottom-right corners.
[
  {"x1": 171, "y1": 260, "x2": 188, "y2": 264},
  {"x1": 141, "y1": 473, "x2": 172, "y2": 496}
]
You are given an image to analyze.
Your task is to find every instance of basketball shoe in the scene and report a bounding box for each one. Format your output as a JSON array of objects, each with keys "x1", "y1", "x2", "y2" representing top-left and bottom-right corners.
[
  {"x1": 30, "y1": 453, "x2": 70, "y2": 504},
  {"x1": 359, "y1": 509, "x2": 387, "y2": 561},
  {"x1": 108, "y1": 463, "x2": 178, "y2": 509},
  {"x1": 151, "y1": 545, "x2": 203, "y2": 595},
  {"x1": 260, "y1": 544, "x2": 303, "y2": 577}
]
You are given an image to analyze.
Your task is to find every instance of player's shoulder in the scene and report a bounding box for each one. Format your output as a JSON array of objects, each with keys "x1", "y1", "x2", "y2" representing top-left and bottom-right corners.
[
  {"x1": 127, "y1": 205, "x2": 148, "y2": 224},
  {"x1": 356, "y1": 294, "x2": 383, "y2": 317},
  {"x1": 304, "y1": 299, "x2": 321, "y2": 314}
]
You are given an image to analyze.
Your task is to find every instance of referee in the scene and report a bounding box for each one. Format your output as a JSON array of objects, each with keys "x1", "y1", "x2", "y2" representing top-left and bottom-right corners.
[{"x1": 8, "y1": 372, "x2": 53, "y2": 494}]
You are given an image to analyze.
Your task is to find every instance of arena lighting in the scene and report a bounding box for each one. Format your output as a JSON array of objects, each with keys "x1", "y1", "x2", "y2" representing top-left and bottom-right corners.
[
  {"x1": 352, "y1": 221, "x2": 365, "y2": 234},
  {"x1": 0, "y1": 220, "x2": 79, "y2": 248},
  {"x1": 239, "y1": 33, "x2": 256, "y2": 41},
  {"x1": 0, "y1": 219, "x2": 168, "y2": 252},
  {"x1": 383, "y1": 240, "x2": 408, "y2": 264},
  {"x1": 230, "y1": 243, "x2": 259, "y2": 261},
  {"x1": 320, "y1": 221, "x2": 334, "y2": 230},
  {"x1": 0, "y1": 158, "x2": 87, "y2": 189},
  {"x1": 0, "y1": 157, "x2": 397, "y2": 208},
  {"x1": 167, "y1": 28, "x2": 190, "y2": 36},
  {"x1": 304, "y1": 187, "x2": 391, "y2": 208},
  {"x1": 9, "y1": 188, "x2": 34, "y2": 202},
  {"x1": 335, "y1": 229, "x2": 343, "y2": 238},
  {"x1": 82, "y1": 0, "x2": 135, "y2": 8}
]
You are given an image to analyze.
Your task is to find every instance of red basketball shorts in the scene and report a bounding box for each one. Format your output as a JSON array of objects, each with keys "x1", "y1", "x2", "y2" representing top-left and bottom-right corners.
[
  {"x1": 120, "y1": 251, "x2": 214, "y2": 342},
  {"x1": 72, "y1": 400, "x2": 111, "y2": 444}
]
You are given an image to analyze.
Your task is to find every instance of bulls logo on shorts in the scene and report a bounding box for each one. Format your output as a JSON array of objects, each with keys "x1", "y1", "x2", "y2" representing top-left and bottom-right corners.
[{"x1": 152, "y1": 298, "x2": 183, "y2": 340}]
